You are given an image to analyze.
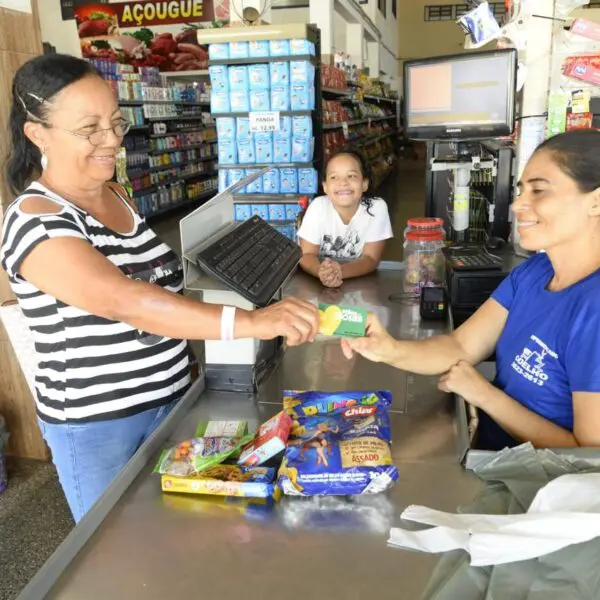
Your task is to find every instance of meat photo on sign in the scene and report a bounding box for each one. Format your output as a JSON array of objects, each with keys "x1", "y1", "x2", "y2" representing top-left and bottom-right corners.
[{"x1": 74, "y1": 1, "x2": 232, "y2": 72}]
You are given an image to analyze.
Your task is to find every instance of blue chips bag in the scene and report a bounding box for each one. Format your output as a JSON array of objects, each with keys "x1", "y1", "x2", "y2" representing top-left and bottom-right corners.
[{"x1": 278, "y1": 390, "x2": 398, "y2": 496}]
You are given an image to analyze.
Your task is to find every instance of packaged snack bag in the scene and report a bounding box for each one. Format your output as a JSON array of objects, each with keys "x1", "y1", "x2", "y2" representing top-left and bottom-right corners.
[
  {"x1": 278, "y1": 390, "x2": 398, "y2": 496},
  {"x1": 156, "y1": 434, "x2": 253, "y2": 477}
]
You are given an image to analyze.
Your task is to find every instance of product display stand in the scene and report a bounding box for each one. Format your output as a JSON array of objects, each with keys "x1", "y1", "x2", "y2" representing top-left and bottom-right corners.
[{"x1": 198, "y1": 23, "x2": 322, "y2": 240}]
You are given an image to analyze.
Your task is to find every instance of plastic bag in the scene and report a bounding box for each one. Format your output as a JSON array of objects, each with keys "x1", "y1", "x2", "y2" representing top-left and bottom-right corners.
[
  {"x1": 156, "y1": 434, "x2": 253, "y2": 477},
  {"x1": 278, "y1": 390, "x2": 398, "y2": 496}
]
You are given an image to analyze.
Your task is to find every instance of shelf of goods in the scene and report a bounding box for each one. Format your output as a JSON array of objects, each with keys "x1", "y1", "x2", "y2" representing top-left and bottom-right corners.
[
  {"x1": 88, "y1": 58, "x2": 218, "y2": 220},
  {"x1": 200, "y1": 23, "x2": 323, "y2": 242},
  {"x1": 320, "y1": 64, "x2": 400, "y2": 188}
]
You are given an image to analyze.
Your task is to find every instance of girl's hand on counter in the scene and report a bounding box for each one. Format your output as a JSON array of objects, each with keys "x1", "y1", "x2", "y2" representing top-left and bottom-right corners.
[
  {"x1": 341, "y1": 313, "x2": 397, "y2": 364},
  {"x1": 319, "y1": 259, "x2": 343, "y2": 288},
  {"x1": 247, "y1": 297, "x2": 320, "y2": 346},
  {"x1": 437, "y1": 360, "x2": 494, "y2": 407}
]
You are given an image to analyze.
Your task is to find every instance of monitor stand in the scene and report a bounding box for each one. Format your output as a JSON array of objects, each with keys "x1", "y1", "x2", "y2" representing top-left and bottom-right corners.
[{"x1": 430, "y1": 142, "x2": 496, "y2": 242}]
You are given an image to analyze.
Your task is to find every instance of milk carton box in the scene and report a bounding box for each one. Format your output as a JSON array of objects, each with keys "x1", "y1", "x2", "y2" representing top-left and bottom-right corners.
[
  {"x1": 230, "y1": 41, "x2": 249, "y2": 59},
  {"x1": 263, "y1": 169, "x2": 280, "y2": 194},
  {"x1": 218, "y1": 140, "x2": 237, "y2": 164},
  {"x1": 271, "y1": 85, "x2": 290, "y2": 111},
  {"x1": 249, "y1": 64, "x2": 270, "y2": 90},
  {"x1": 211, "y1": 90, "x2": 230, "y2": 113},
  {"x1": 269, "y1": 39, "x2": 291, "y2": 57},
  {"x1": 209, "y1": 65, "x2": 229, "y2": 92},
  {"x1": 236, "y1": 117, "x2": 252, "y2": 140},
  {"x1": 216, "y1": 117, "x2": 236, "y2": 141},
  {"x1": 250, "y1": 89, "x2": 270, "y2": 112},
  {"x1": 228, "y1": 66, "x2": 249, "y2": 92},
  {"x1": 280, "y1": 168, "x2": 298, "y2": 193},
  {"x1": 274, "y1": 136, "x2": 292, "y2": 163},
  {"x1": 237, "y1": 138, "x2": 256, "y2": 164},
  {"x1": 269, "y1": 61, "x2": 290, "y2": 86},
  {"x1": 255, "y1": 132, "x2": 274, "y2": 163},
  {"x1": 230, "y1": 90, "x2": 250, "y2": 113},
  {"x1": 249, "y1": 40, "x2": 269, "y2": 58}
]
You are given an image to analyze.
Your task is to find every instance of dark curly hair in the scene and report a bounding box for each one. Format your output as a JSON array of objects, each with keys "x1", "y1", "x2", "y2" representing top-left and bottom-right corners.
[{"x1": 323, "y1": 149, "x2": 378, "y2": 215}]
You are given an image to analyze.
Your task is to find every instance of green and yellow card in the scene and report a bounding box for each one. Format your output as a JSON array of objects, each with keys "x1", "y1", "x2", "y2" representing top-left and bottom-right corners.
[{"x1": 318, "y1": 303, "x2": 367, "y2": 338}]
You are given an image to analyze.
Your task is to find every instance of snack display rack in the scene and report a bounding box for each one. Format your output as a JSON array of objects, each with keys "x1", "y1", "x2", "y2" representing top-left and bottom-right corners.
[
  {"x1": 198, "y1": 23, "x2": 323, "y2": 242},
  {"x1": 321, "y1": 63, "x2": 401, "y2": 189},
  {"x1": 91, "y1": 59, "x2": 219, "y2": 220}
]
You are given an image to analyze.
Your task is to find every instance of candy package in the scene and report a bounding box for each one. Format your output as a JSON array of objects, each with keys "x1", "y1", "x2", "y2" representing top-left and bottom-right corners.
[
  {"x1": 278, "y1": 390, "x2": 398, "y2": 496},
  {"x1": 156, "y1": 434, "x2": 253, "y2": 477},
  {"x1": 161, "y1": 464, "x2": 278, "y2": 499}
]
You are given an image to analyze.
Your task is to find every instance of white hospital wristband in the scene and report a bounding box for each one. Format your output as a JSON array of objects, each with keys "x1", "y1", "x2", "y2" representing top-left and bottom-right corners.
[{"x1": 220, "y1": 306, "x2": 236, "y2": 341}]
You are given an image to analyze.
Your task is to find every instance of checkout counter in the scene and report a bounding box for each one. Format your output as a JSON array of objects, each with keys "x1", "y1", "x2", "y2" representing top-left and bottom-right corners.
[{"x1": 18, "y1": 266, "x2": 486, "y2": 600}]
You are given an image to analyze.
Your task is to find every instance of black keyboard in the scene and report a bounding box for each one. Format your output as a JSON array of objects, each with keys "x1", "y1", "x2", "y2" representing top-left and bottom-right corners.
[
  {"x1": 195, "y1": 216, "x2": 302, "y2": 307},
  {"x1": 443, "y1": 245, "x2": 503, "y2": 271}
]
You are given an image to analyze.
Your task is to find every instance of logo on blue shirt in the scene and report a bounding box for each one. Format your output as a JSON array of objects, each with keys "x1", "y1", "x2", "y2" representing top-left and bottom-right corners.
[{"x1": 511, "y1": 335, "x2": 558, "y2": 387}]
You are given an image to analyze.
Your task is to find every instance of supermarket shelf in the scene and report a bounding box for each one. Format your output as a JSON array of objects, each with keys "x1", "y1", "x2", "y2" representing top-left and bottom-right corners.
[
  {"x1": 208, "y1": 54, "x2": 317, "y2": 66},
  {"x1": 149, "y1": 143, "x2": 211, "y2": 155},
  {"x1": 364, "y1": 95, "x2": 400, "y2": 104},
  {"x1": 127, "y1": 125, "x2": 150, "y2": 132},
  {"x1": 233, "y1": 193, "x2": 309, "y2": 202},
  {"x1": 213, "y1": 110, "x2": 314, "y2": 118},
  {"x1": 346, "y1": 81, "x2": 362, "y2": 88},
  {"x1": 322, "y1": 116, "x2": 396, "y2": 130},
  {"x1": 322, "y1": 87, "x2": 350, "y2": 97},
  {"x1": 148, "y1": 155, "x2": 217, "y2": 173},
  {"x1": 217, "y1": 162, "x2": 313, "y2": 169},
  {"x1": 162, "y1": 69, "x2": 209, "y2": 79},
  {"x1": 148, "y1": 114, "x2": 206, "y2": 122},
  {"x1": 132, "y1": 170, "x2": 218, "y2": 196},
  {"x1": 119, "y1": 100, "x2": 210, "y2": 107},
  {"x1": 144, "y1": 189, "x2": 216, "y2": 220},
  {"x1": 149, "y1": 127, "x2": 215, "y2": 139}
]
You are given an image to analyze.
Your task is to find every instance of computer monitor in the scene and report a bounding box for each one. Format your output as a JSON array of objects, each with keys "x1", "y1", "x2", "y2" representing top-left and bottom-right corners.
[{"x1": 403, "y1": 48, "x2": 517, "y2": 141}]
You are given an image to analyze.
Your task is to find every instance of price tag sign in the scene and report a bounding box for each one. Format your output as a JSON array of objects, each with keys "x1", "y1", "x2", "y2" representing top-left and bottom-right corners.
[
  {"x1": 342, "y1": 121, "x2": 349, "y2": 140},
  {"x1": 249, "y1": 112, "x2": 280, "y2": 133}
]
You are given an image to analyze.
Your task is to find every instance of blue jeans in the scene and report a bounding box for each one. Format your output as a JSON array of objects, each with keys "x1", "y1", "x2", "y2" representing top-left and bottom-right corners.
[{"x1": 38, "y1": 402, "x2": 177, "y2": 523}]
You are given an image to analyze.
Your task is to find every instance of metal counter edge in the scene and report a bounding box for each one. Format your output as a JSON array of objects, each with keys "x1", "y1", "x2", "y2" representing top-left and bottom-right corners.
[{"x1": 16, "y1": 376, "x2": 206, "y2": 600}]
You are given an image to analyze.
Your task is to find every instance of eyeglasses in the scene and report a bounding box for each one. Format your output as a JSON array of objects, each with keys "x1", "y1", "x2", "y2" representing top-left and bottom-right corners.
[{"x1": 48, "y1": 118, "x2": 131, "y2": 146}]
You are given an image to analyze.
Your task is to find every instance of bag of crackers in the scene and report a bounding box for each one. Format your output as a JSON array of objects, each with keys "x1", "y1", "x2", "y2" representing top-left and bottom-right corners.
[{"x1": 278, "y1": 390, "x2": 398, "y2": 496}]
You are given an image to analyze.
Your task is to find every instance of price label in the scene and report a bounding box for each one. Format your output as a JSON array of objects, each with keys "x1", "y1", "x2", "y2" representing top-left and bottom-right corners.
[
  {"x1": 342, "y1": 121, "x2": 349, "y2": 139},
  {"x1": 249, "y1": 111, "x2": 280, "y2": 133}
]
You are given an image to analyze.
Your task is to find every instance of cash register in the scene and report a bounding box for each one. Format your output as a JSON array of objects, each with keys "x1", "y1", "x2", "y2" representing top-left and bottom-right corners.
[{"x1": 403, "y1": 48, "x2": 520, "y2": 329}]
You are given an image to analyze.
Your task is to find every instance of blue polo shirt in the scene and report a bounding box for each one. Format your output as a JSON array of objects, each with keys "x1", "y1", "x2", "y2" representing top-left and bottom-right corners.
[{"x1": 479, "y1": 253, "x2": 600, "y2": 450}]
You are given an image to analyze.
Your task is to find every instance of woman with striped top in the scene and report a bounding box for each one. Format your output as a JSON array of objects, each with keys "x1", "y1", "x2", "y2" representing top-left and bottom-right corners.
[{"x1": 0, "y1": 54, "x2": 318, "y2": 522}]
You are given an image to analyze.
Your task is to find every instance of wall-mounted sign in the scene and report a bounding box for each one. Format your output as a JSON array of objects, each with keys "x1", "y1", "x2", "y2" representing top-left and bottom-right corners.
[{"x1": 74, "y1": 0, "x2": 229, "y2": 71}]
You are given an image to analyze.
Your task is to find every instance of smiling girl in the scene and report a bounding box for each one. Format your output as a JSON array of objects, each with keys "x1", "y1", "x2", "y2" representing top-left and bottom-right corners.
[{"x1": 297, "y1": 151, "x2": 393, "y2": 288}]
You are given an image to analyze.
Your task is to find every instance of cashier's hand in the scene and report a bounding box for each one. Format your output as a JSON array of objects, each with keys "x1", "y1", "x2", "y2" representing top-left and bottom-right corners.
[
  {"x1": 341, "y1": 313, "x2": 397, "y2": 365},
  {"x1": 319, "y1": 259, "x2": 343, "y2": 288},
  {"x1": 437, "y1": 360, "x2": 493, "y2": 407},
  {"x1": 250, "y1": 297, "x2": 319, "y2": 346}
]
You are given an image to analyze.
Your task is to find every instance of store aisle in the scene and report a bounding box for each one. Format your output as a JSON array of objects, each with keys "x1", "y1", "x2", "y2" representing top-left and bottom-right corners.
[{"x1": 153, "y1": 159, "x2": 427, "y2": 260}]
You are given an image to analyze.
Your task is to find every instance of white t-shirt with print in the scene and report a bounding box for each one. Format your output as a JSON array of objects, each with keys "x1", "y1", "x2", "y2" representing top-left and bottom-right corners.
[{"x1": 297, "y1": 195, "x2": 393, "y2": 261}]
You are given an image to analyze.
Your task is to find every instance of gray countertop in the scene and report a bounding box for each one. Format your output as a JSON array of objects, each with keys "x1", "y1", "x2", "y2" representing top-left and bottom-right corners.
[{"x1": 25, "y1": 270, "x2": 485, "y2": 600}]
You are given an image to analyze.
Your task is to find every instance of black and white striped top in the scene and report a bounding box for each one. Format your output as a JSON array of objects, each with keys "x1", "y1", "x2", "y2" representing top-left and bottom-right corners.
[{"x1": 0, "y1": 182, "x2": 190, "y2": 423}]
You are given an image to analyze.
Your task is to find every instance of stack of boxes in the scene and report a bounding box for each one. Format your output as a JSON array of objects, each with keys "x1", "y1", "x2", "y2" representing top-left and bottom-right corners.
[{"x1": 209, "y1": 38, "x2": 320, "y2": 241}]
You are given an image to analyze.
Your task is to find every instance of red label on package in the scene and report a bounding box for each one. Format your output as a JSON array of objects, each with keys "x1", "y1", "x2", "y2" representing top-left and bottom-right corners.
[{"x1": 564, "y1": 61, "x2": 600, "y2": 86}]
